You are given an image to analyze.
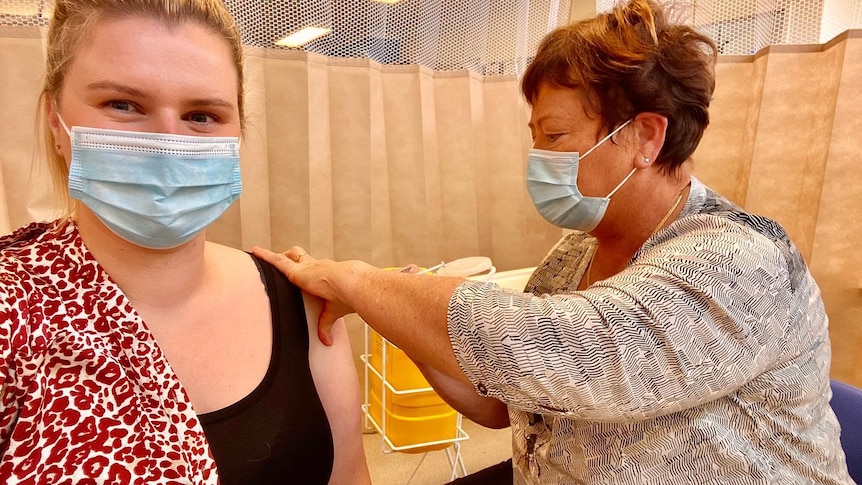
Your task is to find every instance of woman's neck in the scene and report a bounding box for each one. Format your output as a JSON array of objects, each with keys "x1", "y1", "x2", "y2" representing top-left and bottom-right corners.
[
  {"x1": 587, "y1": 170, "x2": 692, "y2": 281},
  {"x1": 74, "y1": 207, "x2": 211, "y2": 309}
]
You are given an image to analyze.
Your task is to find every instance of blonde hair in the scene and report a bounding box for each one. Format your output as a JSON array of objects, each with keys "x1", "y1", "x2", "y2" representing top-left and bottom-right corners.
[
  {"x1": 39, "y1": 0, "x2": 245, "y2": 207},
  {"x1": 521, "y1": 0, "x2": 716, "y2": 173}
]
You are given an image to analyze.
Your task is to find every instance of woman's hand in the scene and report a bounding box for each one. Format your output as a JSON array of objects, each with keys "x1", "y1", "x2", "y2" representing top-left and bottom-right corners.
[
  {"x1": 252, "y1": 245, "x2": 365, "y2": 345},
  {"x1": 254, "y1": 246, "x2": 466, "y2": 383}
]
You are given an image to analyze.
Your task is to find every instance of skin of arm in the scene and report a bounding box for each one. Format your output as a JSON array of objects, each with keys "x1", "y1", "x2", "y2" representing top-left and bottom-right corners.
[
  {"x1": 413, "y1": 361, "x2": 510, "y2": 429},
  {"x1": 303, "y1": 295, "x2": 371, "y2": 485},
  {"x1": 274, "y1": 254, "x2": 509, "y2": 431}
]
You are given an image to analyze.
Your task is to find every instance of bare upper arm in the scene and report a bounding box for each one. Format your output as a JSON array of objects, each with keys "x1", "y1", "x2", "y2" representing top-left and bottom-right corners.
[{"x1": 303, "y1": 293, "x2": 371, "y2": 485}]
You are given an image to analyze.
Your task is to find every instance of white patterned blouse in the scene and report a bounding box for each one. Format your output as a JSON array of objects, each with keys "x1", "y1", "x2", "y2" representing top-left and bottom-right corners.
[{"x1": 448, "y1": 177, "x2": 853, "y2": 484}]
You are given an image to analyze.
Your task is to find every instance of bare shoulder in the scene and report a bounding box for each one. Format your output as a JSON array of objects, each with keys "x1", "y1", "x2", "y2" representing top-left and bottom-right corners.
[
  {"x1": 203, "y1": 242, "x2": 263, "y2": 287},
  {"x1": 204, "y1": 241, "x2": 254, "y2": 268}
]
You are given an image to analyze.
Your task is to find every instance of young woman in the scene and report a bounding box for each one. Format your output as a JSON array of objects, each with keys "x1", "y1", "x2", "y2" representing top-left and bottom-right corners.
[{"x1": 0, "y1": 1, "x2": 370, "y2": 483}]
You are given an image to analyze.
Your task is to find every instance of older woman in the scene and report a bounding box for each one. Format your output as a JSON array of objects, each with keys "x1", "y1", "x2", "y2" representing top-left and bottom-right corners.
[
  {"x1": 0, "y1": 0, "x2": 369, "y2": 483},
  {"x1": 255, "y1": 0, "x2": 852, "y2": 483}
]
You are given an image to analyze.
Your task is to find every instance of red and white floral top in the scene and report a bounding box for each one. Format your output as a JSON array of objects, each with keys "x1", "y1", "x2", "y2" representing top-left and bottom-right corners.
[{"x1": 0, "y1": 219, "x2": 218, "y2": 484}]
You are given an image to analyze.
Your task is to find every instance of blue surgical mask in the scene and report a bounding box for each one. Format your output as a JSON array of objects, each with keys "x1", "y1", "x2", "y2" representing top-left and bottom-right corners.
[
  {"x1": 59, "y1": 116, "x2": 242, "y2": 249},
  {"x1": 526, "y1": 120, "x2": 634, "y2": 232}
]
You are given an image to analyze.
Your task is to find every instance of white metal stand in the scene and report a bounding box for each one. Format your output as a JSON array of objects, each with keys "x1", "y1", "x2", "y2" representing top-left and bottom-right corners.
[
  {"x1": 359, "y1": 258, "x2": 506, "y2": 481},
  {"x1": 360, "y1": 324, "x2": 469, "y2": 480}
]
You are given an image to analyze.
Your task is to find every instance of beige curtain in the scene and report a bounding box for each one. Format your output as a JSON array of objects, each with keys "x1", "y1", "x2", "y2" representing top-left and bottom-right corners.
[
  {"x1": 1, "y1": 27, "x2": 860, "y2": 384},
  {"x1": 211, "y1": 47, "x2": 561, "y2": 272}
]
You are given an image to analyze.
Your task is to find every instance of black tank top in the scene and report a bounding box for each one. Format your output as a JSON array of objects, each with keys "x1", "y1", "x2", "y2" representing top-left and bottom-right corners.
[{"x1": 198, "y1": 255, "x2": 334, "y2": 484}]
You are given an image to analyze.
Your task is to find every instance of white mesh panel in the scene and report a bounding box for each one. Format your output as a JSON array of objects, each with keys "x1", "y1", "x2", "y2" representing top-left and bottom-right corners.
[
  {"x1": 2, "y1": 0, "x2": 862, "y2": 67},
  {"x1": 0, "y1": 0, "x2": 52, "y2": 26},
  {"x1": 822, "y1": 0, "x2": 862, "y2": 42},
  {"x1": 597, "y1": 0, "x2": 862, "y2": 55},
  {"x1": 225, "y1": 0, "x2": 570, "y2": 75}
]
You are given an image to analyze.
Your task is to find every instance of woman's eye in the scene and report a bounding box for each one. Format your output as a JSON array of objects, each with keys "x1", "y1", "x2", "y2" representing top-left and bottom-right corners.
[
  {"x1": 107, "y1": 100, "x2": 135, "y2": 112},
  {"x1": 545, "y1": 133, "x2": 563, "y2": 142},
  {"x1": 186, "y1": 112, "x2": 217, "y2": 124}
]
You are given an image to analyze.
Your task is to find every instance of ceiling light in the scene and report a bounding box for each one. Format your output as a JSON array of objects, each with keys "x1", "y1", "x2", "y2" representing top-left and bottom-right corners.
[{"x1": 275, "y1": 27, "x2": 331, "y2": 48}]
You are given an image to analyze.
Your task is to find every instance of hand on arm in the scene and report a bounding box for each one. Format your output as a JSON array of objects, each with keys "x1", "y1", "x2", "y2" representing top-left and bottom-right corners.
[
  {"x1": 252, "y1": 246, "x2": 470, "y2": 384},
  {"x1": 252, "y1": 246, "x2": 361, "y2": 344}
]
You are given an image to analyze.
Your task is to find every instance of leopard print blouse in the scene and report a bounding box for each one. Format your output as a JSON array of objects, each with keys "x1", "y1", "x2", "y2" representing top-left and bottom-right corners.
[{"x1": 0, "y1": 219, "x2": 217, "y2": 484}]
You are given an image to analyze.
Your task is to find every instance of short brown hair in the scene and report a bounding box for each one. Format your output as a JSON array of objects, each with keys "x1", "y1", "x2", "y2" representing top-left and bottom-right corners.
[{"x1": 521, "y1": 0, "x2": 716, "y2": 172}]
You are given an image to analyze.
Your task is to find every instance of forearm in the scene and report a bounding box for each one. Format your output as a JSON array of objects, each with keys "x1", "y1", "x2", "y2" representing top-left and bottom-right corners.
[
  {"x1": 336, "y1": 262, "x2": 469, "y2": 384},
  {"x1": 415, "y1": 361, "x2": 510, "y2": 429}
]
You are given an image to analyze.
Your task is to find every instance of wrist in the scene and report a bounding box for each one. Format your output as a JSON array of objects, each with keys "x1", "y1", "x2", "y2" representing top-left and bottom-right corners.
[{"x1": 332, "y1": 259, "x2": 377, "y2": 305}]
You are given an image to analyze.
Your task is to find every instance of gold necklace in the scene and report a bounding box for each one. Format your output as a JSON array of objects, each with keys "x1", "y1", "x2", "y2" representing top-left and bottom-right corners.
[
  {"x1": 648, "y1": 189, "x2": 686, "y2": 239},
  {"x1": 584, "y1": 187, "x2": 687, "y2": 288}
]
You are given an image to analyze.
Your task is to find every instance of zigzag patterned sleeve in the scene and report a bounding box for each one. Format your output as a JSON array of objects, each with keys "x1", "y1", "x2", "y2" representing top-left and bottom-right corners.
[{"x1": 447, "y1": 216, "x2": 804, "y2": 421}]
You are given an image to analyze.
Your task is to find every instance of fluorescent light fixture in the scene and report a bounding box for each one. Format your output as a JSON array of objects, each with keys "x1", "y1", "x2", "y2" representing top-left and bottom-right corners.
[{"x1": 275, "y1": 27, "x2": 331, "y2": 47}]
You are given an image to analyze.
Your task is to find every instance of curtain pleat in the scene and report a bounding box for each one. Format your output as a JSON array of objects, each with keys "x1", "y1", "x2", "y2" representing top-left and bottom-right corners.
[
  {"x1": 1, "y1": 28, "x2": 860, "y2": 384},
  {"x1": 212, "y1": 48, "x2": 552, "y2": 270},
  {"x1": 806, "y1": 32, "x2": 862, "y2": 385},
  {"x1": 0, "y1": 28, "x2": 56, "y2": 234}
]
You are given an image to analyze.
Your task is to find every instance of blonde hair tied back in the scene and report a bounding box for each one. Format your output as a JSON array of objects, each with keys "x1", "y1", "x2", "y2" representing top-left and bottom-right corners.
[{"x1": 39, "y1": 0, "x2": 245, "y2": 210}]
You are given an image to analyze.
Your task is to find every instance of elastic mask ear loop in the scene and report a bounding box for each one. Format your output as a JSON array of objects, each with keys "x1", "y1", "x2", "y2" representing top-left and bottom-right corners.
[
  {"x1": 582, "y1": 118, "x2": 636, "y2": 199},
  {"x1": 580, "y1": 119, "x2": 633, "y2": 159},
  {"x1": 606, "y1": 167, "x2": 637, "y2": 198},
  {"x1": 56, "y1": 112, "x2": 72, "y2": 137}
]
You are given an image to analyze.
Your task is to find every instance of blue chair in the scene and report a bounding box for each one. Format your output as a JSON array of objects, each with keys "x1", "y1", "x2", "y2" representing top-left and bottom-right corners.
[{"x1": 831, "y1": 379, "x2": 862, "y2": 483}]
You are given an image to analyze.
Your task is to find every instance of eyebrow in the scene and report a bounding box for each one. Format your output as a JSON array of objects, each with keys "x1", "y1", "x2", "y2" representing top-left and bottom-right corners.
[
  {"x1": 86, "y1": 81, "x2": 150, "y2": 98},
  {"x1": 86, "y1": 81, "x2": 235, "y2": 109},
  {"x1": 528, "y1": 113, "x2": 564, "y2": 129},
  {"x1": 185, "y1": 98, "x2": 236, "y2": 110}
]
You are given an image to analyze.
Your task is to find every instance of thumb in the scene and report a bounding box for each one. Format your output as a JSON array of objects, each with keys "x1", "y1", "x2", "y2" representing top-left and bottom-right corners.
[{"x1": 317, "y1": 311, "x2": 341, "y2": 346}]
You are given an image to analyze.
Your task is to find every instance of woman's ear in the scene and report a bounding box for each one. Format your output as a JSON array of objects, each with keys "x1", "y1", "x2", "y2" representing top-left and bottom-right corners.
[
  {"x1": 632, "y1": 112, "x2": 667, "y2": 168},
  {"x1": 44, "y1": 95, "x2": 64, "y2": 154}
]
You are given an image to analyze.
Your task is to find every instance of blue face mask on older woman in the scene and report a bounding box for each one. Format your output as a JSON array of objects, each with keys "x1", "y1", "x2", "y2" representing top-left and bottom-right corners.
[
  {"x1": 526, "y1": 119, "x2": 634, "y2": 232},
  {"x1": 58, "y1": 116, "x2": 242, "y2": 249}
]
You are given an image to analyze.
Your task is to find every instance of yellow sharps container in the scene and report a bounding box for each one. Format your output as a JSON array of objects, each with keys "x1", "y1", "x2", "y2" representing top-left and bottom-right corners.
[{"x1": 366, "y1": 329, "x2": 459, "y2": 453}]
